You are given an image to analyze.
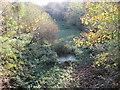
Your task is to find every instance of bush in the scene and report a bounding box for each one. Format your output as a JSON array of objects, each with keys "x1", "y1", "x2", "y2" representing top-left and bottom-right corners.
[
  {"x1": 33, "y1": 21, "x2": 58, "y2": 43},
  {"x1": 8, "y1": 41, "x2": 76, "y2": 88},
  {"x1": 53, "y1": 44, "x2": 75, "y2": 57}
]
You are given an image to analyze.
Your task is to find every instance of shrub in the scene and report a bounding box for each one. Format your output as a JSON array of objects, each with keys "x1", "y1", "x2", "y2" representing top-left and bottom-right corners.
[
  {"x1": 53, "y1": 44, "x2": 75, "y2": 57},
  {"x1": 33, "y1": 20, "x2": 58, "y2": 43}
]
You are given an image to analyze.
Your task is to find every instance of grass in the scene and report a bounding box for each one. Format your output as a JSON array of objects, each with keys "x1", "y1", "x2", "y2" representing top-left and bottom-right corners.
[
  {"x1": 56, "y1": 21, "x2": 81, "y2": 39},
  {"x1": 55, "y1": 21, "x2": 95, "y2": 63}
]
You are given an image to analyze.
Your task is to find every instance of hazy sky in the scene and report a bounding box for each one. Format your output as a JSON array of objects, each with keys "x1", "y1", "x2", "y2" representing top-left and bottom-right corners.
[
  {"x1": 9, "y1": 0, "x2": 76, "y2": 5},
  {"x1": 24, "y1": 0, "x2": 68, "y2": 5},
  {"x1": 9, "y1": 0, "x2": 119, "y2": 6}
]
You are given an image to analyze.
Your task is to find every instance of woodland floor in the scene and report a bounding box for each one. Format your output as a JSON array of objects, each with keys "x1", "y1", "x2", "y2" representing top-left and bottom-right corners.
[{"x1": 0, "y1": 64, "x2": 9, "y2": 90}]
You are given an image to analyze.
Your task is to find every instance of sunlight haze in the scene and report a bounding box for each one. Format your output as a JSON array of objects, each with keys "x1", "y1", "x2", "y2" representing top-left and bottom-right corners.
[
  {"x1": 9, "y1": 0, "x2": 74, "y2": 5},
  {"x1": 9, "y1": 0, "x2": 119, "y2": 6}
]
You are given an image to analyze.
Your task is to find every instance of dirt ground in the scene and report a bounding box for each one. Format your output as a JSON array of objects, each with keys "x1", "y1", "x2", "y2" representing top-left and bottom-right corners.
[{"x1": 0, "y1": 65, "x2": 9, "y2": 90}]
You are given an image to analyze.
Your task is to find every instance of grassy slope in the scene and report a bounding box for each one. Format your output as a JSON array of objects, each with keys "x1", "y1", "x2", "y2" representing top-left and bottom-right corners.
[
  {"x1": 56, "y1": 21, "x2": 81, "y2": 43},
  {"x1": 55, "y1": 21, "x2": 94, "y2": 63}
]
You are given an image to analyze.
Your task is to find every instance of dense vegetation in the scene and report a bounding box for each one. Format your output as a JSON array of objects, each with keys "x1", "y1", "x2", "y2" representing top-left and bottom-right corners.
[{"x1": 0, "y1": 1, "x2": 119, "y2": 89}]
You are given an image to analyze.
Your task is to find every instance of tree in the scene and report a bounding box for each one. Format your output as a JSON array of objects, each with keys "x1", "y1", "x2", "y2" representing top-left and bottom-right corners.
[
  {"x1": 0, "y1": 1, "x2": 58, "y2": 76},
  {"x1": 73, "y1": 2, "x2": 119, "y2": 87},
  {"x1": 64, "y1": 2, "x2": 86, "y2": 30},
  {"x1": 45, "y1": 2, "x2": 69, "y2": 21}
]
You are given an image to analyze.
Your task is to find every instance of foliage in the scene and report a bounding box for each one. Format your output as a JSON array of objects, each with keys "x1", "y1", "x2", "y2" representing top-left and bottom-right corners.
[
  {"x1": 0, "y1": 1, "x2": 58, "y2": 79},
  {"x1": 74, "y1": 2, "x2": 118, "y2": 48},
  {"x1": 0, "y1": 1, "x2": 74, "y2": 89},
  {"x1": 8, "y1": 41, "x2": 80, "y2": 88},
  {"x1": 0, "y1": 1, "x2": 119, "y2": 89},
  {"x1": 64, "y1": 2, "x2": 85, "y2": 30},
  {"x1": 10, "y1": 64, "x2": 74, "y2": 88},
  {"x1": 45, "y1": 2, "x2": 69, "y2": 21},
  {"x1": 53, "y1": 44, "x2": 75, "y2": 57},
  {"x1": 46, "y1": 2, "x2": 85, "y2": 30},
  {"x1": 73, "y1": 2, "x2": 120, "y2": 87},
  {"x1": 32, "y1": 19, "x2": 58, "y2": 43}
]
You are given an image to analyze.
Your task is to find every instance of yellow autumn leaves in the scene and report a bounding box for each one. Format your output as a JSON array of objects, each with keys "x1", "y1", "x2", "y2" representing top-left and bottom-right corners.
[
  {"x1": 74, "y1": 28, "x2": 112, "y2": 48},
  {"x1": 76, "y1": 2, "x2": 116, "y2": 48},
  {"x1": 81, "y1": 18, "x2": 89, "y2": 25}
]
